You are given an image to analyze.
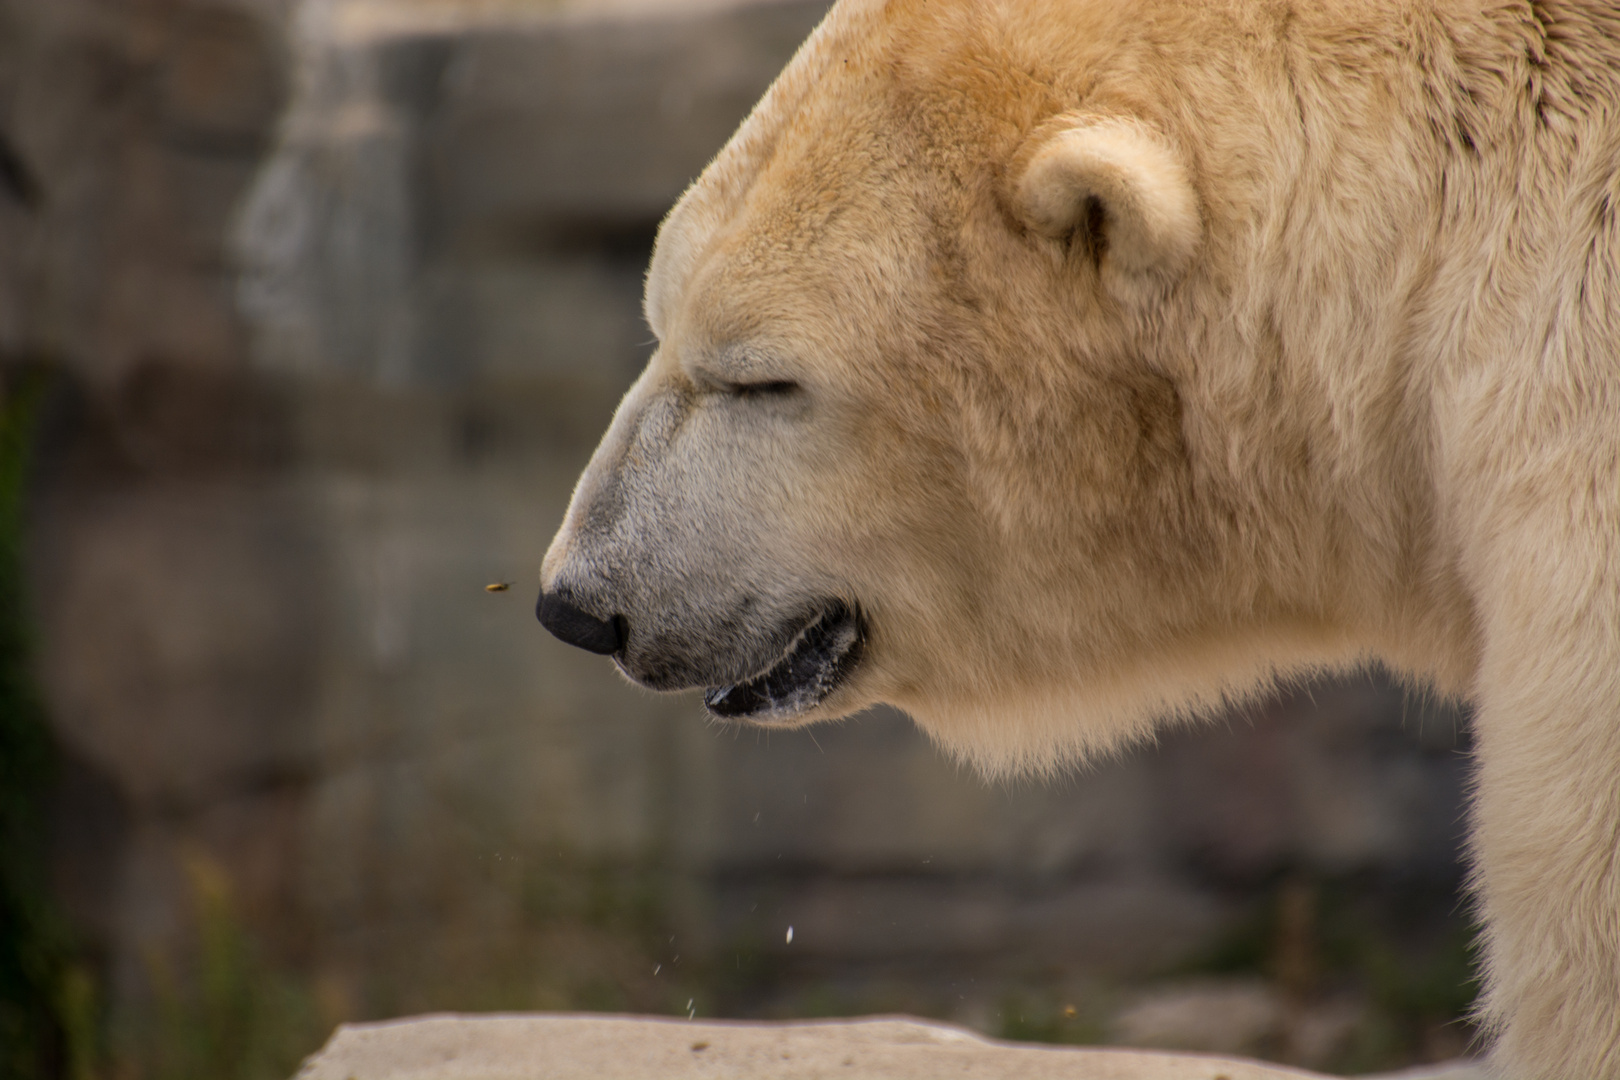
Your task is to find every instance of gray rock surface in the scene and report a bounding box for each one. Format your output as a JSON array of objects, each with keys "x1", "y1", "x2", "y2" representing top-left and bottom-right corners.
[
  {"x1": 235, "y1": 0, "x2": 830, "y2": 384},
  {"x1": 295, "y1": 1014, "x2": 1332, "y2": 1080}
]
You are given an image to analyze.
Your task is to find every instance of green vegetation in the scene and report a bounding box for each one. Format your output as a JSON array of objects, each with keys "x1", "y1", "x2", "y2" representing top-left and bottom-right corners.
[
  {"x1": 1171, "y1": 871, "x2": 1480, "y2": 1072},
  {"x1": 997, "y1": 990, "x2": 1109, "y2": 1046},
  {"x1": 0, "y1": 367, "x2": 330, "y2": 1080},
  {"x1": 0, "y1": 368, "x2": 97, "y2": 1080},
  {"x1": 124, "y1": 856, "x2": 324, "y2": 1080}
]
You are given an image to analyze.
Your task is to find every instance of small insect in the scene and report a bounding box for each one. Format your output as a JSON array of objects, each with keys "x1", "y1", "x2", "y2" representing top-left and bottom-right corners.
[{"x1": 485, "y1": 582, "x2": 512, "y2": 593}]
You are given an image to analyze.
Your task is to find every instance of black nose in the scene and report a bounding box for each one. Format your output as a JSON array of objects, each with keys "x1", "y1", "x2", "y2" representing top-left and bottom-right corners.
[{"x1": 537, "y1": 590, "x2": 625, "y2": 655}]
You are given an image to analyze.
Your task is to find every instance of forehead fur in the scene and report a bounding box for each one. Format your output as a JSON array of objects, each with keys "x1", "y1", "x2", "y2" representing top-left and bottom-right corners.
[
  {"x1": 645, "y1": 0, "x2": 1045, "y2": 341},
  {"x1": 644, "y1": 0, "x2": 1265, "y2": 344},
  {"x1": 644, "y1": 0, "x2": 880, "y2": 339}
]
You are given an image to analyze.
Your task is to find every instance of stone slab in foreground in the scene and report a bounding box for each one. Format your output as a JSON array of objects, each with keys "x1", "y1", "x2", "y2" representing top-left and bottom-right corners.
[{"x1": 295, "y1": 1014, "x2": 1488, "y2": 1080}]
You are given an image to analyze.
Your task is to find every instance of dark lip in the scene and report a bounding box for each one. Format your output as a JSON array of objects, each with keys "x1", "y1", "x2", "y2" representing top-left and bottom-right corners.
[{"x1": 702, "y1": 601, "x2": 864, "y2": 721}]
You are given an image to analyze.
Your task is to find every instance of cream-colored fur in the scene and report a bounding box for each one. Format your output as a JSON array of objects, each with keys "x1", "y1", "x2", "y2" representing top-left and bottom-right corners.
[
  {"x1": 542, "y1": 1, "x2": 1620, "y2": 1073},
  {"x1": 1015, "y1": 114, "x2": 1201, "y2": 295}
]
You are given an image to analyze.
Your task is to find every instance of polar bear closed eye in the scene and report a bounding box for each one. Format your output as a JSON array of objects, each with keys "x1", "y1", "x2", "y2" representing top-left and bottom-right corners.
[{"x1": 539, "y1": 1, "x2": 1620, "y2": 1076}]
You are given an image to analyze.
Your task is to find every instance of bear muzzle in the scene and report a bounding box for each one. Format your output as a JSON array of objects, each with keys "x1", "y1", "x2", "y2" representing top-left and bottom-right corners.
[
  {"x1": 536, "y1": 589, "x2": 626, "y2": 655},
  {"x1": 702, "y1": 601, "x2": 865, "y2": 722},
  {"x1": 537, "y1": 582, "x2": 866, "y2": 724}
]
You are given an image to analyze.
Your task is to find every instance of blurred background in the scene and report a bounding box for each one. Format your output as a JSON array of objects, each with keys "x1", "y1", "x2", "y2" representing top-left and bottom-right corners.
[{"x1": 0, "y1": 1, "x2": 1478, "y2": 1077}]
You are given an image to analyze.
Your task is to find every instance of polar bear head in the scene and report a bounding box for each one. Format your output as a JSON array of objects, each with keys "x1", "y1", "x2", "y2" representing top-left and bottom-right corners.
[{"x1": 538, "y1": 0, "x2": 1419, "y2": 771}]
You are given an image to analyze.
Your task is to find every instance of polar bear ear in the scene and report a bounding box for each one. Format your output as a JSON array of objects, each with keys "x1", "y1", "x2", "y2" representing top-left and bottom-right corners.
[{"x1": 1013, "y1": 115, "x2": 1200, "y2": 294}]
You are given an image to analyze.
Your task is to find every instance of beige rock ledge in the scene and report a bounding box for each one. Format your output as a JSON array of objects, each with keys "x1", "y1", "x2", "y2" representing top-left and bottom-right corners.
[{"x1": 294, "y1": 1014, "x2": 1489, "y2": 1080}]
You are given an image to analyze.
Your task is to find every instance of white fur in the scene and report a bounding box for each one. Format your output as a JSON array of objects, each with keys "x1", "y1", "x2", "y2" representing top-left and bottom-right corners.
[
  {"x1": 545, "y1": 1, "x2": 1620, "y2": 1074},
  {"x1": 1014, "y1": 114, "x2": 1200, "y2": 292}
]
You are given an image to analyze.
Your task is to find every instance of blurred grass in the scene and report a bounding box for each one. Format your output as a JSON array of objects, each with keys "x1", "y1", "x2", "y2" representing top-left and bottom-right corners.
[
  {"x1": 121, "y1": 855, "x2": 324, "y2": 1080},
  {"x1": 0, "y1": 366, "x2": 97, "y2": 1080},
  {"x1": 1164, "y1": 871, "x2": 1480, "y2": 1072},
  {"x1": 0, "y1": 367, "x2": 328, "y2": 1080}
]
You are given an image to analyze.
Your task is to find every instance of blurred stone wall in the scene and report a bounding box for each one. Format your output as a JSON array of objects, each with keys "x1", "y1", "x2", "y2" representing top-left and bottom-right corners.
[{"x1": 0, "y1": 0, "x2": 1475, "y2": 1071}]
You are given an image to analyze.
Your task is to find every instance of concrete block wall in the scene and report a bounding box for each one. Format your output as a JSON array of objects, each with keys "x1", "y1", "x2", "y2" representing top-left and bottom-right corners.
[{"x1": 0, "y1": 0, "x2": 1476, "y2": 1072}]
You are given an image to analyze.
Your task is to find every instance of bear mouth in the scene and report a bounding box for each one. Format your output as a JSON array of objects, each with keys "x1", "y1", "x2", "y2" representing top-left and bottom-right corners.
[{"x1": 703, "y1": 601, "x2": 863, "y2": 721}]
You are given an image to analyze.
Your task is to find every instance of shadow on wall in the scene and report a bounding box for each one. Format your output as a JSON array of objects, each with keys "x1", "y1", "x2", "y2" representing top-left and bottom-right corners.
[{"x1": 0, "y1": 0, "x2": 1478, "y2": 1077}]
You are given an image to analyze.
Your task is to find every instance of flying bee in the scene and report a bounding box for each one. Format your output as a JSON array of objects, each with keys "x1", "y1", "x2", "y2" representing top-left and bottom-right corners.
[{"x1": 485, "y1": 582, "x2": 512, "y2": 593}]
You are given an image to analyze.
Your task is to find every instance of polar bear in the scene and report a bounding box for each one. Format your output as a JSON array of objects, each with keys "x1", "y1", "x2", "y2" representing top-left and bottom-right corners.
[{"x1": 537, "y1": 0, "x2": 1620, "y2": 1074}]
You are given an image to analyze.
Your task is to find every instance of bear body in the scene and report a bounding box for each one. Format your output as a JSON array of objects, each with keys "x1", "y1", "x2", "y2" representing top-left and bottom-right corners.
[{"x1": 539, "y1": 1, "x2": 1620, "y2": 1073}]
